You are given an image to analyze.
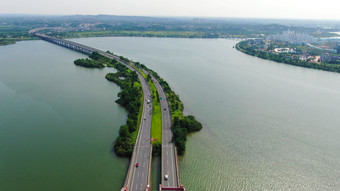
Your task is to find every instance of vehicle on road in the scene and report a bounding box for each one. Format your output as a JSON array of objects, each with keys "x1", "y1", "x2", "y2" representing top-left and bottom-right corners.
[
  {"x1": 164, "y1": 174, "x2": 168, "y2": 180},
  {"x1": 164, "y1": 108, "x2": 166, "y2": 110},
  {"x1": 136, "y1": 162, "x2": 139, "y2": 167}
]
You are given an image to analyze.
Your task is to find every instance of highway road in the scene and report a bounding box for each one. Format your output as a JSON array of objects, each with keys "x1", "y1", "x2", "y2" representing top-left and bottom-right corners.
[
  {"x1": 96, "y1": 49, "x2": 180, "y2": 189},
  {"x1": 35, "y1": 33, "x2": 180, "y2": 190},
  {"x1": 125, "y1": 75, "x2": 152, "y2": 191},
  {"x1": 94, "y1": 50, "x2": 181, "y2": 190},
  {"x1": 102, "y1": 54, "x2": 153, "y2": 191},
  {"x1": 145, "y1": 71, "x2": 179, "y2": 188}
]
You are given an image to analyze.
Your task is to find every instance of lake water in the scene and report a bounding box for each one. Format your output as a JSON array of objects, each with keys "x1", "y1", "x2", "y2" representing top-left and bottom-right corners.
[
  {"x1": 0, "y1": 40, "x2": 128, "y2": 191},
  {"x1": 1, "y1": 37, "x2": 340, "y2": 190}
]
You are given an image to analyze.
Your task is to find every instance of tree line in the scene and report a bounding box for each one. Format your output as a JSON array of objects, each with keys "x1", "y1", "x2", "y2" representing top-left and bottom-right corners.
[
  {"x1": 106, "y1": 61, "x2": 141, "y2": 156},
  {"x1": 133, "y1": 61, "x2": 202, "y2": 155},
  {"x1": 75, "y1": 52, "x2": 142, "y2": 156},
  {"x1": 73, "y1": 52, "x2": 111, "y2": 68},
  {"x1": 75, "y1": 51, "x2": 203, "y2": 156}
]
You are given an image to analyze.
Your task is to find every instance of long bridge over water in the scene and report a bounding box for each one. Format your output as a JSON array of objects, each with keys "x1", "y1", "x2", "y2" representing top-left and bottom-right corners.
[{"x1": 34, "y1": 33, "x2": 185, "y2": 191}]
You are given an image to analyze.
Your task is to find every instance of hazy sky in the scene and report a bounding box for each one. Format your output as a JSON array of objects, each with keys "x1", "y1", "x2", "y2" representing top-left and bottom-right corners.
[{"x1": 1, "y1": 0, "x2": 340, "y2": 20}]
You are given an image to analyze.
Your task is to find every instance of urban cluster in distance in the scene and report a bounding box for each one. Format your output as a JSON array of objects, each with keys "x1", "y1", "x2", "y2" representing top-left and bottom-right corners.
[{"x1": 245, "y1": 30, "x2": 340, "y2": 64}]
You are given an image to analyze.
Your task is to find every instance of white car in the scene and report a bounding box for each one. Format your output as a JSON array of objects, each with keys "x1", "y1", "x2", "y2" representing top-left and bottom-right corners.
[{"x1": 164, "y1": 174, "x2": 168, "y2": 180}]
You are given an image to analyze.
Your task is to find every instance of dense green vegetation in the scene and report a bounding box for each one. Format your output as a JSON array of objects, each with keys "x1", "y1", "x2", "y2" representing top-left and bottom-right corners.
[
  {"x1": 134, "y1": 62, "x2": 203, "y2": 155},
  {"x1": 106, "y1": 68, "x2": 142, "y2": 156},
  {"x1": 74, "y1": 58, "x2": 105, "y2": 68},
  {"x1": 237, "y1": 40, "x2": 340, "y2": 73},
  {"x1": 119, "y1": 55, "x2": 130, "y2": 63},
  {"x1": 173, "y1": 116, "x2": 202, "y2": 155},
  {"x1": 74, "y1": 52, "x2": 113, "y2": 68}
]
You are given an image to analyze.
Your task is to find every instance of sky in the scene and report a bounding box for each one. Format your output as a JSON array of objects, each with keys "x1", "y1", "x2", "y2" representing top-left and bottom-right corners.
[{"x1": 1, "y1": 0, "x2": 340, "y2": 20}]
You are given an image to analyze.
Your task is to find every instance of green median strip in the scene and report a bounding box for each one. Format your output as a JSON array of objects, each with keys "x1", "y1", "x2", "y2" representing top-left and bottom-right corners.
[
  {"x1": 137, "y1": 65, "x2": 203, "y2": 155},
  {"x1": 137, "y1": 68, "x2": 162, "y2": 145},
  {"x1": 149, "y1": 80, "x2": 162, "y2": 156},
  {"x1": 150, "y1": 82, "x2": 162, "y2": 144}
]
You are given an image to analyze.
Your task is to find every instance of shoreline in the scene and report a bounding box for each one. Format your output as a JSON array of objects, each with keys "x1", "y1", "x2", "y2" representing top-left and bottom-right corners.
[
  {"x1": 235, "y1": 40, "x2": 340, "y2": 74},
  {"x1": 0, "y1": 34, "x2": 243, "y2": 46}
]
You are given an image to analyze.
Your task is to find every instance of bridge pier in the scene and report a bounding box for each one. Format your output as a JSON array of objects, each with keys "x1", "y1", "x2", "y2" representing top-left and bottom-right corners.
[{"x1": 159, "y1": 184, "x2": 186, "y2": 191}]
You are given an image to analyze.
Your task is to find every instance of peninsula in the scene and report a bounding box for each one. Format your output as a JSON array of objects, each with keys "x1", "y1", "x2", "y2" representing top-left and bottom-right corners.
[
  {"x1": 34, "y1": 33, "x2": 201, "y2": 191},
  {"x1": 236, "y1": 33, "x2": 340, "y2": 73}
]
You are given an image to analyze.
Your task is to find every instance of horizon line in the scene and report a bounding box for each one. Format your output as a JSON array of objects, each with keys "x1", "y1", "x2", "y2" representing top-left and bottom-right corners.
[{"x1": 1, "y1": 13, "x2": 340, "y2": 22}]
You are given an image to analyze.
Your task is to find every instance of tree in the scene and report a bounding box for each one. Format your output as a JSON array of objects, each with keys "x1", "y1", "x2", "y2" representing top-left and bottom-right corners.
[
  {"x1": 130, "y1": 71, "x2": 138, "y2": 82},
  {"x1": 119, "y1": 125, "x2": 129, "y2": 137},
  {"x1": 134, "y1": 62, "x2": 141, "y2": 68},
  {"x1": 180, "y1": 115, "x2": 203, "y2": 132},
  {"x1": 127, "y1": 118, "x2": 136, "y2": 132},
  {"x1": 147, "y1": 74, "x2": 152, "y2": 82}
]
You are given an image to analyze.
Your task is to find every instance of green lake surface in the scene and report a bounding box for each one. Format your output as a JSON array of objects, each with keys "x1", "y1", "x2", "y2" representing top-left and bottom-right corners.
[{"x1": 1, "y1": 37, "x2": 340, "y2": 190}]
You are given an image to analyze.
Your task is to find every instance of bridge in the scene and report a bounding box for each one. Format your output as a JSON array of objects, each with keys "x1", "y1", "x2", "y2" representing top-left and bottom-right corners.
[{"x1": 34, "y1": 33, "x2": 184, "y2": 191}]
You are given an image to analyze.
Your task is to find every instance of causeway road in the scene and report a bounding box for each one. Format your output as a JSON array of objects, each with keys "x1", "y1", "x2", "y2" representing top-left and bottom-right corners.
[
  {"x1": 101, "y1": 53, "x2": 153, "y2": 191},
  {"x1": 144, "y1": 70, "x2": 179, "y2": 188}
]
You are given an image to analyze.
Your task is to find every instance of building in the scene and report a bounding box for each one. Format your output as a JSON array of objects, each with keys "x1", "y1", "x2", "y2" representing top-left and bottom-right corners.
[
  {"x1": 267, "y1": 30, "x2": 316, "y2": 45},
  {"x1": 274, "y1": 48, "x2": 296, "y2": 54}
]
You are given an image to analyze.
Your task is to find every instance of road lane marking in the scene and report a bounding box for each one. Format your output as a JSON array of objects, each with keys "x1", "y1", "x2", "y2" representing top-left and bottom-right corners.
[{"x1": 170, "y1": 148, "x2": 176, "y2": 187}]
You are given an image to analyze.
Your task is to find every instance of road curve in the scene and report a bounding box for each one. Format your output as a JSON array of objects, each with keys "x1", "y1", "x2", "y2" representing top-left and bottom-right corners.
[
  {"x1": 100, "y1": 54, "x2": 153, "y2": 191},
  {"x1": 34, "y1": 33, "x2": 183, "y2": 190},
  {"x1": 143, "y1": 70, "x2": 180, "y2": 189},
  {"x1": 34, "y1": 33, "x2": 153, "y2": 191}
]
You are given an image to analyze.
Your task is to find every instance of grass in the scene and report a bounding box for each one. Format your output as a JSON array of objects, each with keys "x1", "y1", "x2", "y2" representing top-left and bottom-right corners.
[
  {"x1": 131, "y1": 69, "x2": 162, "y2": 145},
  {"x1": 150, "y1": 82, "x2": 162, "y2": 144},
  {"x1": 131, "y1": 64, "x2": 147, "y2": 79},
  {"x1": 132, "y1": 66, "x2": 162, "y2": 144},
  {"x1": 138, "y1": 68, "x2": 147, "y2": 79}
]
